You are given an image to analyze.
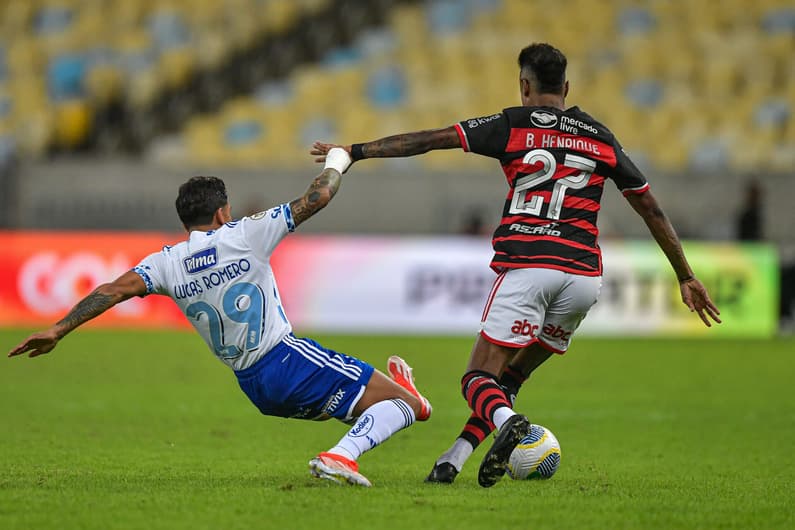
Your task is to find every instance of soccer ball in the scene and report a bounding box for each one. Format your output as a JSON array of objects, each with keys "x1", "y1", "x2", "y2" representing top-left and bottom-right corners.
[{"x1": 505, "y1": 424, "x2": 561, "y2": 480}]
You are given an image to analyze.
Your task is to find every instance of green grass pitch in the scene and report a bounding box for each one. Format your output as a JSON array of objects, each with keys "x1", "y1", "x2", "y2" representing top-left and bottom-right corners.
[{"x1": 1, "y1": 329, "x2": 793, "y2": 530}]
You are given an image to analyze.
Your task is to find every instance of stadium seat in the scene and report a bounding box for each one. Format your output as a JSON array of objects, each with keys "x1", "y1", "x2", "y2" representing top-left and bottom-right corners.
[
  {"x1": 366, "y1": 64, "x2": 408, "y2": 109},
  {"x1": 172, "y1": 0, "x2": 792, "y2": 170},
  {"x1": 53, "y1": 98, "x2": 92, "y2": 148},
  {"x1": 0, "y1": 0, "x2": 335, "y2": 156},
  {"x1": 2, "y1": 0, "x2": 791, "y2": 172}
]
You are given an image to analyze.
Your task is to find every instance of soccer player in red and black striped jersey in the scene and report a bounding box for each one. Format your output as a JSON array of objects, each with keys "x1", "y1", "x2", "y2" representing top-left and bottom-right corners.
[{"x1": 312, "y1": 43, "x2": 721, "y2": 487}]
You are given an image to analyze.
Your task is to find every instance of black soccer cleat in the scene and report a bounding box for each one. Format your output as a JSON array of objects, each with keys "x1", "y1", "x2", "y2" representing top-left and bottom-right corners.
[
  {"x1": 425, "y1": 462, "x2": 459, "y2": 484},
  {"x1": 477, "y1": 414, "x2": 531, "y2": 488}
]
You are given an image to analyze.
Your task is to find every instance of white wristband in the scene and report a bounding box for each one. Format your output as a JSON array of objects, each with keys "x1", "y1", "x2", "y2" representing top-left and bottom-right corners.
[{"x1": 324, "y1": 147, "x2": 353, "y2": 174}]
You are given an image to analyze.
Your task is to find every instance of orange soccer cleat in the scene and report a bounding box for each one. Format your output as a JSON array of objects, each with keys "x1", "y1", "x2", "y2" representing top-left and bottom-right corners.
[
  {"x1": 387, "y1": 355, "x2": 432, "y2": 421},
  {"x1": 309, "y1": 452, "x2": 372, "y2": 487}
]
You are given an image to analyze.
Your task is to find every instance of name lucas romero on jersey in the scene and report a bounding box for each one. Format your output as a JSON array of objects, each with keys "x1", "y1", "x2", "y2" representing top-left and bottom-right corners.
[{"x1": 174, "y1": 258, "x2": 251, "y2": 299}]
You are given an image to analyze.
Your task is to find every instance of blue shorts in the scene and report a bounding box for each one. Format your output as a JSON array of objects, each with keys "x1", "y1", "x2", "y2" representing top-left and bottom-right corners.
[{"x1": 234, "y1": 334, "x2": 375, "y2": 421}]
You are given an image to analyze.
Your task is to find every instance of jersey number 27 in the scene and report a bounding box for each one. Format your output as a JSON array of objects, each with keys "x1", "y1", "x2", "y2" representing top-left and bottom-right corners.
[{"x1": 509, "y1": 148, "x2": 597, "y2": 220}]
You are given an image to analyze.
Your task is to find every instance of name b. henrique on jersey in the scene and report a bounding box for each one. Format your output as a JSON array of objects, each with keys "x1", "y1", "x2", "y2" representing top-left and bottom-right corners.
[{"x1": 455, "y1": 106, "x2": 649, "y2": 276}]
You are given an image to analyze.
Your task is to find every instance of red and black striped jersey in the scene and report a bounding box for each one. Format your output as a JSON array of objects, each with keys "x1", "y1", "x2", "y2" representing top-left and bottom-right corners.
[{"x1": 454, "y1": 106, "x2": 649, "y2": 276}]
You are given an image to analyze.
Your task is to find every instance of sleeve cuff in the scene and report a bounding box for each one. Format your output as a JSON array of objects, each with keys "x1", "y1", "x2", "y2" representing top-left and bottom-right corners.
[
  {"x1": 282, "y1": 203, "x2": 296, "y2": 232},
  {"x1": 621, "y1": 183, "x2": 650, "y2": 196},
  {"x1": 132, "y1": 266, "x2": 155, "y2": 294},
  {"x1": 454, "y1": 123, "x2": 470, "y2": 152}
]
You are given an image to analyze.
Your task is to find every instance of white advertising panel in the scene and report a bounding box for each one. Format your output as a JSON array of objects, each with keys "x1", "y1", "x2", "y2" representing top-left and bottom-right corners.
[{"x1": 277, "y1": 237, "x2": 777, "y2": 337}]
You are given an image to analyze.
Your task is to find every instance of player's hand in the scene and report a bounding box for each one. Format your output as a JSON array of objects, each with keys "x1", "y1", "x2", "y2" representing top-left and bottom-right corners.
[
  {"x1": 311, "y1": 142, "x2": 350, "y2": 163},
  {"x1": 8, "y1": 329, "x2": 61, "y2": 358},
  {"x1": 324, "y1": 147, "x2": 353, "y2": 174},
  {"x1": 680, "y1": 278, "x2": 721, "y2": 327}
]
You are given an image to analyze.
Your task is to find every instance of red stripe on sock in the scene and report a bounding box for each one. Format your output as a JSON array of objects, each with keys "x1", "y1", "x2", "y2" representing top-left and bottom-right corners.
[{"x1": 463, "y1": 375, "x2": 512, "y2": 423}]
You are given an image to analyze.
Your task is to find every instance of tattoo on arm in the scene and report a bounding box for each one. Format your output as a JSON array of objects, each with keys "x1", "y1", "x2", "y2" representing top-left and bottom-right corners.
[
  {"x1": 361, "y1": 127, "x2": 460, "y2": 159},
  {"x1": 55, "y1": 291, "x2": 117, "y2": 336},
  {"x1": 290, "y1": 168, "x2": 342, "y2": 226},
  {"x1": 642, "y1": 204, "x2": 692, "y2": 280}
]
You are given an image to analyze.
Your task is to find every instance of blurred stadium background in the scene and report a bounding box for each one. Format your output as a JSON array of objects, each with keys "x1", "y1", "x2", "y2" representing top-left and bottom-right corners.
[{"x1": 0, "y1": 0, "x2": 793, "y2": 332}]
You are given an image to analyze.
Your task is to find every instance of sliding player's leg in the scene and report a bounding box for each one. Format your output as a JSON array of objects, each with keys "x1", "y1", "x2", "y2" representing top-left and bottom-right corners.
[
  {"x1": 311, "y1": 358, "x2": 431, "y2": 487},
  {"x1": 236, "y1": 334, "x2": 429, "y2": 487}
]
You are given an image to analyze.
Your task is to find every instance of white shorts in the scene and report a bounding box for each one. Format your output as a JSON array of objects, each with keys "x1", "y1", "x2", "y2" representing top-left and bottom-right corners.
[{"x1": 480, "y1": 268, "x2": 602, "y2": 353}]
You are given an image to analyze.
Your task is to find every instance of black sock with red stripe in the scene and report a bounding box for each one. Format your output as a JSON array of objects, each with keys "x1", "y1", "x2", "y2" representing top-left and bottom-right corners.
[
  {"x1": 459, "y1": 366, "x2": 528, "y2": 449},
  {"x1": 460, "y1": 370, "x2": 514, "y2": 437},
  {"x1": 460, "y1": 416, "x2": 493, "y2": 448}
]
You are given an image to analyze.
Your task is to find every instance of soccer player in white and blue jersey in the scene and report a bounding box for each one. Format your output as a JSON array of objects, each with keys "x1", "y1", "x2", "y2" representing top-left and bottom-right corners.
[{"x1": 8, "y1": 148, "x2": 431, "y2": 487}]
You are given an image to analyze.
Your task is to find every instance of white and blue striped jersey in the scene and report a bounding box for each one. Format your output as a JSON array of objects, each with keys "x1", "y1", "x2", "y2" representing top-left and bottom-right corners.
[{"x1": 133, "y1": 204, "x2": 295, "y2": 371}]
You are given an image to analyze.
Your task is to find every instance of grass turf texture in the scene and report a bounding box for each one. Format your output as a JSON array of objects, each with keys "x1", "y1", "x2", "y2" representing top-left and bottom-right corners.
[{"x1": 1, "y1": 329, "x2": 793, "y2": 530}]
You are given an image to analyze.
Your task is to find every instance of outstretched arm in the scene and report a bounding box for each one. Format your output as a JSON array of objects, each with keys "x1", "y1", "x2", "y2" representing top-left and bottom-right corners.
[
  {"x1": 289, "y1": 147, "x2": 351, "y2": 227},
  {"x1": 625, "y1": 190, "x2": 721, "y2": 327},
  {"x1": 8, "y1": 270, "x2": 148, "y2": 358},
  {"x1": 310, "y1": 126, "x2": 461, "y2": 163}
]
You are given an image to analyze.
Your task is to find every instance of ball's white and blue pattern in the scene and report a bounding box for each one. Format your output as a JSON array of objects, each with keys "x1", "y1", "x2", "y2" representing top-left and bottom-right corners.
[{"x1": 505, "y1": 424, "x2": 561, "y2": 480}]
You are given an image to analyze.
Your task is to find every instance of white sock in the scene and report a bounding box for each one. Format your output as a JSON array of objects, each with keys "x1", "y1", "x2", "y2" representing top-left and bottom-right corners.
[
  {"x1": 436, "y1": 438, "x2": 474, "y2": 471},
  {"x1": 492, "y1": 406, "x2": 516, "y2": 431},
  {"x1": 327, "y1": 399, "x2": 415, "y2": 461}
]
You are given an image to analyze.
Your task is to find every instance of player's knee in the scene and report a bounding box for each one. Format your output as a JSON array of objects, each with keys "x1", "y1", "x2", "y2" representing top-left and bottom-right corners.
[{"x1": 404, "y1": 394, "x2": 423, "y2": 419}]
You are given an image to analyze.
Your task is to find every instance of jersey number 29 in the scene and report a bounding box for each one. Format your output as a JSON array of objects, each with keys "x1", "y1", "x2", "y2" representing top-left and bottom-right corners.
[{"x1": 185, "y1": 282, "x2": 265, "y2": 360}]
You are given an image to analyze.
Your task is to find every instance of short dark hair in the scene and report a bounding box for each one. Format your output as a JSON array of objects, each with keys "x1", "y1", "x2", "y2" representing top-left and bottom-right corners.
[
  {"x1": 517, "y1": 43, "x2": 567, "y2": 94},
  {"x1": 175, "y1": 176, "x2": 228, "y2": 228}
]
